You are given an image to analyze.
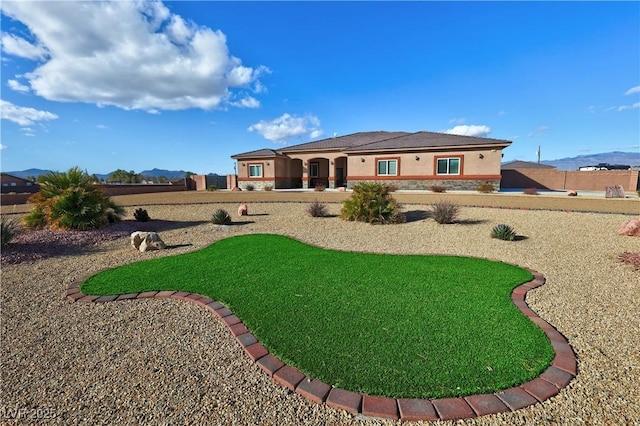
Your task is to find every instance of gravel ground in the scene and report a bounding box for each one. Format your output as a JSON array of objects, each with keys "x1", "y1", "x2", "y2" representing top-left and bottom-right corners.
[{"x1": 1, "y1": 202, "x2": 639, "y2": 425}]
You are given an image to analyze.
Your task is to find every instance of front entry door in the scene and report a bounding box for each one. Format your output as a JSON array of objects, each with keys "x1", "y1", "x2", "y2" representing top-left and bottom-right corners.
[{"x1": 336, "y1": 167, "x2": 345, "y2": 187}]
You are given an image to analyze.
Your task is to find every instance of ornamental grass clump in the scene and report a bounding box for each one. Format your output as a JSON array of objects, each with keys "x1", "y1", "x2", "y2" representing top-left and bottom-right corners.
[
  {"x1": 307, "y1": 200, "x2": 328, "y2": 217},
  {"x1": 23, "y1": 167, "x2": 124, "y2": 231},
  {"x1": 1, "y1": 218, "x2": 19, "y2": 248},
  {"x1": 340, "y1": 182, "x2": 404, "y2": 224},
  {"x1": 211, "y1": 209, "x2": 232, "y2": 225},
  {"x1": 134, "y1": 208, "x2": 150, "y2": 222},
  {"x1": 491, "y1": 224, "x2": 517, "y2": 241},
  {"x1": 430, "y1": 199, "x2": 460, "y2": 224},
  {"x1": 477, "y1": 181, "x2": 496, "y2": 193}
]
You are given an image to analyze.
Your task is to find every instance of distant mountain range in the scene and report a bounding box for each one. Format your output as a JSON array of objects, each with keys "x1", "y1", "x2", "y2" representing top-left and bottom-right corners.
[
  {"x1": 538, "y1": 151, "x2": 640, "y2": 171},
  {"x1": 4, "y1": 151, "x2": 639, "y2": 178},
  {"x1": 3, "y1": 168, "x2": 221, "y2": 180}
]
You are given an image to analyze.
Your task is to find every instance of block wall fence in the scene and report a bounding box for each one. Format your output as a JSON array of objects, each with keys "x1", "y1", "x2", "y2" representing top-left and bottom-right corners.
[{"x1": 501, "y1": 169, "x2": 639, "y2": 192}]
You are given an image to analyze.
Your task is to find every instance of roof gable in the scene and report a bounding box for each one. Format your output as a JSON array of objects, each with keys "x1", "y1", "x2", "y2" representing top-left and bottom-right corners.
[
  {"x1": 501, "y1": 160, "x2": 555, "y2": 170},
  {"x1": 344, "y1": 131, "x2": 511, "y2": 152},
  {"x1": 231, "y1": 148, "x2": 282, "y2": 159}
]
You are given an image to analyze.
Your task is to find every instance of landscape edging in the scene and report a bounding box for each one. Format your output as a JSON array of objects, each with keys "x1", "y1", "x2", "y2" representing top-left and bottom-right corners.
[{"x1": 66, "y1": 267, "x2": 577, "y2": 421}]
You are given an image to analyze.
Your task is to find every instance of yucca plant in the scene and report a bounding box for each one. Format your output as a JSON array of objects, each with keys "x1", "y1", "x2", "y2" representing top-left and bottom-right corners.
[
  {"x1": 211, "y1": 209, "x2": 232, "y2": 225},
  {"x1": 134, "y1": 208, "x2": 150, "y2": 222},
  {"x1": 1, "y1": 217, "x2": 19, "y2": 248},
  {"x1": 23, "y1": 167, "x2": 124, "y2": 230},
  {"x1": 340, "y1": 182, "x2": 404, "y2": 224},
  {"x1": 307, "y1": 200, "x2": 328, "y2": 217},
  {"x1": 491, "y1": 224, "x2": 517, "y2": 241},
  {"x1": 430, "y1": 199, "x2": 460, "y2": 224}
]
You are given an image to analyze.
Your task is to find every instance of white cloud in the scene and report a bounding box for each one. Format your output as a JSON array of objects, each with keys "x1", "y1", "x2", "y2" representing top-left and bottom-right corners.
[
  {"x1": 7, "y1": 79, "x2": 30, "y2": 92},
  {"x1": 0, "y1": 1, "x2": 269, "y2": 112},
  {"x1": 618, "y1": 102, "x2": 640, "y2": 111},
  {"x1": 248, "y1": 113, "x2": 323, "y2": 143},
  {"x1": 0, "y1": 144, "x2": 7, "y2": 150},
  {"x1": 0, "y1": 100, "x2": 58, "y2": 126},
  {"x1": 445, "y1": 124, "x2": 491, "y2": 137},
  {"x1": 309, "y1": 129, "x2": 323, "y2": 139},
  {"x1": 230, "y1": 96, "x2": 260, "y2": 109},
  {"x1": 497, "y1": 110, "x2": 506, "y2": 116},
  {"x1": 0, "y1": 32, "x2": 48, "y2": 60},
  {"x1": 97, "y1": 124, "x2": 108, "y2": 130},
  {"x1": 448, "y1": 117, "x2": 466, "y2": 125},
  {"x1": 624, "y1": 86, "x2": 640, "y2": 96}
]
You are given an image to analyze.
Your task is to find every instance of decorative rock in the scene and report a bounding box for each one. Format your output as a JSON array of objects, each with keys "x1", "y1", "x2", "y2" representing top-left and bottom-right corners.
[
  {"x1": 617, "y1": 219, "x2": 640, "y2": 237},
  {"x1": 337, "y1": 187, "x2": 346, "y2": 192},
  {"x1": 130, "y1": 231, "x2": 166, "y2": 252},
  {"x1": 238, "y1": 204, "x2": 248, "y2": 216},
  {"x1": 605, "y1": 185, "x2": 625, "y2": 198},
  {"x1": 567, "y1": 190, "x2": 578, "y2": 196},
  {"x1": 231, "y1": 186, "x2": 242, "y2": 192}
]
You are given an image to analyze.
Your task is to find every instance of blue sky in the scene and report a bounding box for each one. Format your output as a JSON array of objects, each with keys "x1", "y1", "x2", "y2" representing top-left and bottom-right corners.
[{"x1": 1, "y1": 1, "x2": 638, "y2": 175}]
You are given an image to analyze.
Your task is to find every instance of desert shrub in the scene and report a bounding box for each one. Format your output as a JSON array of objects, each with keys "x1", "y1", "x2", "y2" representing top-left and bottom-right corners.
[
  {"x1": 264, "y1": 185, "x2": 273, "y2": 191},
  {"x1": 477, "y1": 181, "x2": 495, "y2": 193},
  {"x1": 134, "y1": 208, "x2": 150, "y2": 222},
  {"x1": 340, "y1": 182, "x2": 404, "y2": 224},
  {"x1": 211, "y1": 209, "x2": 232, "y2": 225},
  {"x1": 207, "y1": 185, "x2": 217, "y2": 191},
  {"x1": 491, "y1": 224, "x2": 517, "y2": 241},
  {"x1": 637, "y1": 190, "x2": 640, "y2": 197},
  {"x1": 523, "y1": 188, "x2": 538, "y2": 195},
  {"x1": 245, "y1": 184, "x2": 255, "y2": 191},
  {"x1": 430, "y1": 185, "x2": 447, "y2": 193},
  {"x1": 314, "y1": 184, "x2": 326, "y2": 192},
  {"x1": 430, "y1": 199, "x2": 460, "y2": 224},
  {"x1": 1, "y1": 218, "x2": 19, "y2": 248},
  {"x1": 23, "y1": 167, "x2": 124, "y2": 230},
  {"x1": 307, "y1": 200, "x2": 328, "y2": 217}
]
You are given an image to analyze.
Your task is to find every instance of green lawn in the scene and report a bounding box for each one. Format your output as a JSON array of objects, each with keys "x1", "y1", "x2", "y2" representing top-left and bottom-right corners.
[{"x1": 82, "y1": 234, "x2": 553, "y2": 399}]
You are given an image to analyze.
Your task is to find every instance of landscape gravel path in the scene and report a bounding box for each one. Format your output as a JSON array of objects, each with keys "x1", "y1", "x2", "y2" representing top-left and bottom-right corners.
[{"x1": 1, "y1": 201, "x2": 638, "y2": 425}]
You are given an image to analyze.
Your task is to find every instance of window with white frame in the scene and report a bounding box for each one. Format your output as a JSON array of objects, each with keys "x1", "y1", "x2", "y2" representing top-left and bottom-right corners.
[
  {"x1": 377, "y1": 159, "x2": 397, "y2": 176},
  {"x1": 249, "y1": 164, "x2": 263, "y2": 178},
  {"x1": 436, "y1": 158, "x2": 460, "y2": 175}
]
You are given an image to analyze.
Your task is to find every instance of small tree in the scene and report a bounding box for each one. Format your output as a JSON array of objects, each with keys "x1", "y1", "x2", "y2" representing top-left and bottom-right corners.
[{"x1": 24, "y1": 167, "x2": 124, "y2": 230}]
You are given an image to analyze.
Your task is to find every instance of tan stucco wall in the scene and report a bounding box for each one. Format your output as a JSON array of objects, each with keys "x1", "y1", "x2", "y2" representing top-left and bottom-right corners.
[{"x1": 347, "y1": 149, "x2": 503, "y2": 179}]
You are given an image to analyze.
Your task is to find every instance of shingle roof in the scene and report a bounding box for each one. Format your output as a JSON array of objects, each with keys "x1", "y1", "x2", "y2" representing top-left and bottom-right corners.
[
  {"x1": 279, "y1": 131, "x2": 410, "y2": 152},
  {"x1": 231, "y1": 131, "x2": 512, "y2": 159},
  {"x1": 231, "y1": 148, "x2": 282, "y2": 159},
  {"x1": 343, "y1": 131, "x2": 512, "y2": 152},
  {"x1": 501, "y1": 160, "x2": 555, "y2": 170}
]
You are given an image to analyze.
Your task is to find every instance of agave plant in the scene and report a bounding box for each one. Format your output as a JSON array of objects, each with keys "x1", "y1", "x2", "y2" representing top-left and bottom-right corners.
[
  {"x1": 1, "y1": 218, "x2": 19, "y2": 248},
  {"x1": 211, "y1": 209, "x2": 232, "y2": 225},
  {"x1": 23, "y1": 167, "x2": 124, "y2": 230},
  {"x1": 491, "y1": 224, "x2": 517, "y2": 241}
]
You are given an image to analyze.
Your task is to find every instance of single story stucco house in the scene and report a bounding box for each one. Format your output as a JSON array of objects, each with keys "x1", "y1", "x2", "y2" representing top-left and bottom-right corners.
[{"x1": 231, "y1": 131, "x2": 512, "y2": 191}]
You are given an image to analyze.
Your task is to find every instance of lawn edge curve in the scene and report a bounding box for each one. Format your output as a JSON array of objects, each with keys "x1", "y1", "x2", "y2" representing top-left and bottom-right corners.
[{"x1": 66, "y1": 268, "x2": 576, "y2": 421}]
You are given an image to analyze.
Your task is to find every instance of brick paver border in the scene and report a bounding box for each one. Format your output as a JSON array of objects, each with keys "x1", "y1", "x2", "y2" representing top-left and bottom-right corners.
[{"x1": 67, "y1": 268, "x2": 576, "y2": 421}]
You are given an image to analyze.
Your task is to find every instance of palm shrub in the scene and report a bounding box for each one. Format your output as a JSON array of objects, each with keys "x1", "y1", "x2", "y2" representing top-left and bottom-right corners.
[
  {"x1": 340, "y1": 182, "x2": 404, "y2": 224},
  {"x1": 1, "y1": 218, "x2": 19, "y2": 248},
  {"x1": 491, "y1": 224, "x2": 517, "y2": 241},
  {"x1": 23, "y1": 167, "x2": 124, "y2": 230},
  {"x1": 211, "y1": 209, "x2": 232, "y2": 225},
  {"x1": 430, "y1": 199, "x2": 460, "y2": 224},
  {"x1": 134, "y1": 208, "x2": 150, "y2": 222},
  {"x1": 307, "y1": 200, "x2": 328, "y2": 217}
]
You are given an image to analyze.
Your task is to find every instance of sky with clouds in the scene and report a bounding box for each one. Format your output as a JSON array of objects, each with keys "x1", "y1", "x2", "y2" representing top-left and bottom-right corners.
[{"x1": 1, "y1": 1, "x2": 638, "y2": 175}]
